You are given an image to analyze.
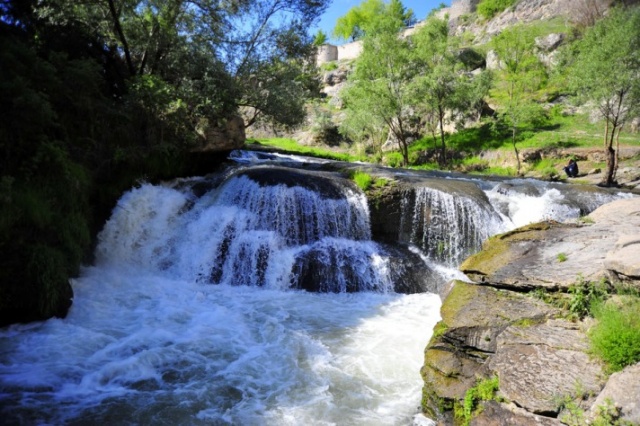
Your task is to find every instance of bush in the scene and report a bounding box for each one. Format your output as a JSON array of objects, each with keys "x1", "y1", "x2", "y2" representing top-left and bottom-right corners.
[
  {"x1": 566, "y1": 277, "x2": 608, "y2": 319},
  {"x1": 477, "y1": 0, "x2": 519, "y2": 20},
  {"x1": 589, "y1": 297, "x2": 640, "y2": 372}
]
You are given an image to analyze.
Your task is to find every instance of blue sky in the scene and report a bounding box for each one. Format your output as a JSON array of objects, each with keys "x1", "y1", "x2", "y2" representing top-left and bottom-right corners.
[{"x1": 313, "y1": 0, "x2": 451, "y2": 44}]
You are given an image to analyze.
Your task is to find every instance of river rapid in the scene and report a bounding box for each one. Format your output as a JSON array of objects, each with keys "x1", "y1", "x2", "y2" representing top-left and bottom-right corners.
[{"x1": 0, "y1": 151, "x2": 630, "y2": 425}]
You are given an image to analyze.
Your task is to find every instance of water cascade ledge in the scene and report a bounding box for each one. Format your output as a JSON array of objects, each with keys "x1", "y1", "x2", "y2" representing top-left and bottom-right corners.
[{"x1": 0, "y1": 151, "x2": 634, "y2": 425}]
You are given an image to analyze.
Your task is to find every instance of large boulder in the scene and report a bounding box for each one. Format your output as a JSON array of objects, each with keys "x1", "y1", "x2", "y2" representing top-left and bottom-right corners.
[
  {"x1": 588, "y1": 362, "x2": 640, "y2": 424},
  {"x1": 422, "y1": 197, "x2": 640, "y2": 424},
  {"x1": 489, "y1": 320, "x2": 604, "y2": 415},
  {"x1": 461, "y1": 197, "x2": 640, "y2": 291},
  {"x1": 420, "y1": 280, "x2": 558, "y2": 419}
]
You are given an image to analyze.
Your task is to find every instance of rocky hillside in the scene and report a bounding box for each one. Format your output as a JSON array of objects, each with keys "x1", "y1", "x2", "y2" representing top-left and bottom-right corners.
[{"x1": 420, "y1": 197, "x2": 640, "y2": 424}]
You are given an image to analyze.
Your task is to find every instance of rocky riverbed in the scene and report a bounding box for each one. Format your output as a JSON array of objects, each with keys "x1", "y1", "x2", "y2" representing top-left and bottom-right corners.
[{"x1": 420, "y1": 197, "x2": 640, "y2": 425}]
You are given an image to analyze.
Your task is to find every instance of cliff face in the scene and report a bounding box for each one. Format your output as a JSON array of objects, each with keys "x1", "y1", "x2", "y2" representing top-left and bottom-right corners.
[{"x1": 421, "y1": 197, "x2": 640, "y2": 424}]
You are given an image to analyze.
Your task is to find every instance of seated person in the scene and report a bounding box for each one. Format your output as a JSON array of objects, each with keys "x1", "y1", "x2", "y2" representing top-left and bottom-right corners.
[{"x1": 564, "y1": 159, "x2": 579, "y2": 178}]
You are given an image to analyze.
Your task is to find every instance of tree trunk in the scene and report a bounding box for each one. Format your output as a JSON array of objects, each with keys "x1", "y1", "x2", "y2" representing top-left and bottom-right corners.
[
  {"x1": 107, "y1": 0, "x2": 136, "y2": 77},
  {"x1": 512, "y1": 126, "x2": 521, "y2": 175},
  {"x1": 438, "y1": 106, "x2": 446, "y2": 167},
  {"x1": 601, "y1": 122, "x2": 617, "y2": 186}
]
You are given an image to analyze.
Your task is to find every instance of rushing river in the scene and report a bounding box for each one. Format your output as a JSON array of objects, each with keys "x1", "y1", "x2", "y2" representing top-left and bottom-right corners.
[{"x1": 0, "y1": 152, "x2": 630, "y2": 425}]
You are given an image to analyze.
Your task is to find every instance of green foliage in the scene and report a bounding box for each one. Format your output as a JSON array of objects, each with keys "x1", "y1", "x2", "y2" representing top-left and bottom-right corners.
[
  {"x1": 249, "y1": 138, "x2": 362, "y2": 162},
  {"x1": 557, "y1": 252, "x2": 568, "y2": 262},
  {"x1": 477, "y1": 0, "x2": 518, "y2": 20},
  {"x1": 320, "y1": 62, "x2": 338, "y2": 71},
  {"x1": 341, "y1": 8, "x2": 412, "y2": 164},
  {"x1": 566, "y1": 277, "x2": 608, "y2": 319},
  {"x1": 333, "y1": 0, "x2": 413, "y2": 41},
  {"x1": 454, "y1": 376, "x2": 501, "y2": 426},
  {"x1": 533, "y1": 158, "x2": 560, "y2": 178},
  {"x1": 314, "y1": 29, "x2": 328, "y2": 46},
  {"x1": 558, "y1": 395, "x2": 629, "y2": 426},
  {"x1": 352, "y1": 170, "x2": 373, "y2": 190},
  {"x1": 570, "y1": 6, "x2": 640, "y2": 186},
  {"x1": 557, "y1": 394, "x2": 586, "y2": 426},
  {"x1": 490, "y1": 24, "x2": 548, "y2": 174},
  {"x1": 589, "y1": 297, "x2": 640, "y2": 372}
]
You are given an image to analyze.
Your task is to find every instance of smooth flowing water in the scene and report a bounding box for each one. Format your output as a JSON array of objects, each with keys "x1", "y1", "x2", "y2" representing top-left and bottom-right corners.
[{"x1": 0, "y1": 153, "x2": 629, "y2": 425}]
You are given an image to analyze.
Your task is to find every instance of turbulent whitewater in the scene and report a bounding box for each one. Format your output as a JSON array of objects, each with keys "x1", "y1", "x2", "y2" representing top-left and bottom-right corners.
[{"x1": 0, "y1": 152, "x2": 630, "y2": 425}]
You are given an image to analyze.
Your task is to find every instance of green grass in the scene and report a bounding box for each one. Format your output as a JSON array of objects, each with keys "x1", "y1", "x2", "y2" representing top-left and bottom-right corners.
[
  {"x1": 589, "y1": 297, "x2": 640, "y2": 372},
  {"x1": 248, "y1": 138, "x2": 365, "y2": 162},
  {"x1": 352, "y1": 170, "x2": 373, "y2": 190},
  {"x1": 557, "y1": 252, "x2": 568, "y2": 262}
]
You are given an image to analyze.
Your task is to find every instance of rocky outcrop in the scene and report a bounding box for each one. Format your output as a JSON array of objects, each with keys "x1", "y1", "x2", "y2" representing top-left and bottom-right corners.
[
  {"x1": 460, "y1": 197, "x2": 640, "y2": 289},
  {"x1": 421, "y1": 197, "x2": 640, "y2": 424}
]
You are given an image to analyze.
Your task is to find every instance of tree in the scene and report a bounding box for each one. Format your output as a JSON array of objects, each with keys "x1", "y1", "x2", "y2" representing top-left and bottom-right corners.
[
  {"x1": 333, "y1": 0, "x2": 413, "y2": 41},
  {"x1": 491, "y1": 24, "x2": 547, "y2": 175},
  {"x1": 0, "y1": 0, "x2": 329, "y2": 326},
  {"x1": 313, "y1": 29, "x2": 328, "y2": 46},
  {"x1": 571, "y1": 7, "x2": 640, "y2": 186},
  {"x1": 34, "y1": 0, "x2": 329, "y2": 133},
  {"x1": 411, "y1": 17, "x2": 470, "y2": 166},
  {"x1": 341, "y1": 8, "x2": 415, "y2": 165}
]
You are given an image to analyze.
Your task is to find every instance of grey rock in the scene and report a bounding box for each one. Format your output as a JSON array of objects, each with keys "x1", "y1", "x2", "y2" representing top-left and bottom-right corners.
[
  {"x1": 588, "y1": 362, "x2": 640, "y2": 424},
  {"x1": 461, "y1": 197, "x2": 640, "y2": 291},
  {"x1": 535, "y1": 33, "x2": 565, "y2": 52},
  {"x1": 489, "y1": 320, "x2": 605, "y2": 415}
]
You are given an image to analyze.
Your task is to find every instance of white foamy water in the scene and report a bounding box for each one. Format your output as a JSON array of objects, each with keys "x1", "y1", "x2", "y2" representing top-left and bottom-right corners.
[{"x1": 0, "y1": 267, "x2": 441, "y2": 425}]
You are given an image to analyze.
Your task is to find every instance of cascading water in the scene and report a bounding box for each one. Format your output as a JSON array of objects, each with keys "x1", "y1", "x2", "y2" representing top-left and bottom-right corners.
[
  {"x1": 96, "y1": 168, "x2": 399, "y2": 293},
  {"x1": 0, "y1": 152, "x2": 632, "y2": 425},
  {"x1": 400, "y1": 187, "x2": 506, "y2": 266}
]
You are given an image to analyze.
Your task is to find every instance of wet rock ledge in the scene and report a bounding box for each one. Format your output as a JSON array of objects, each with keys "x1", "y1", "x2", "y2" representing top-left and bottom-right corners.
[{"x1": 421, "y1": 197, "x2": 640, "y2": 425}]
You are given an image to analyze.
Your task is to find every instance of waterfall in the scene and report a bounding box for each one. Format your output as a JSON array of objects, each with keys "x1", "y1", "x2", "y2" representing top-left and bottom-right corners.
[
  {"x1": 401, "y1": 187, "x2": 505, "y2": 266},
  {"x1": 1, "y1": 153, "x2": 631, "y2": 425},
  {"x1": 96, "y1": 171, "x2": 399, "y2": 293}
]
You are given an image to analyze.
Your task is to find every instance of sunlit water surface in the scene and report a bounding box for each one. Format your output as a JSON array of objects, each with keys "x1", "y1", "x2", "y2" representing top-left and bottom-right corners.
[{"x1": 0, "y1": 266, "x2": 441, "y2": 425}]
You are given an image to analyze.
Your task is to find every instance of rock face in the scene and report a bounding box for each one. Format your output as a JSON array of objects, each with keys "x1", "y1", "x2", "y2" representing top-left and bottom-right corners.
[
  {"x1": 460, "y1": 197, "x2": 640, "y2": 290},
  {"x1": 588, "y1": 363, "x2": 640, "y2": 424},
  {"x1": 421, "y1": 197, "x2": 640, "y2": 424}
]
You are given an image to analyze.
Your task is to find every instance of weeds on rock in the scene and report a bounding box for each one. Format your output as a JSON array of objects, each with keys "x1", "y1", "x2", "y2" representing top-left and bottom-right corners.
[{"x1": 454, "y1": 376, "x2": 501, "y2": 426}]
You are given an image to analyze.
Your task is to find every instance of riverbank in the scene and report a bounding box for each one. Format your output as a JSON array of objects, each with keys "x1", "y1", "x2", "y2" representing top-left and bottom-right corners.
[{"x1": 421, "y1": 197, "x2": 640, "y2": 425}]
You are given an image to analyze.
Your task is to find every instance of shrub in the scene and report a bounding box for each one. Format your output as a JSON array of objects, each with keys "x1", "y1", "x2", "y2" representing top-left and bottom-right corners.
[
  {"x1": 566, "y1": 277, "x2": 608, "y2": 319},
  {"x1": 477, "y1": 0, "x2": 519, "y2": 20},
  {"x1": 589, "y1": 297, "x2": 640, "y2": 372}
]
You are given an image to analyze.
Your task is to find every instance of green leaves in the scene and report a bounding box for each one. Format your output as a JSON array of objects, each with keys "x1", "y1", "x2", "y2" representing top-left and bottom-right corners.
[
  {"x1": 569, "y1": 6, "x2": 640, "y2": 185},
  {"x1": 477, "y1": 0, "x2": 518, "y2": 20},
  {"x1": 332, "y1": 0, "x2": 412, "y2": 41}
]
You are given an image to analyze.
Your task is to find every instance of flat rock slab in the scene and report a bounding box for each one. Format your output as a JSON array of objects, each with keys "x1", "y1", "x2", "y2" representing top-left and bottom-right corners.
[
  {"x1": 461, "y1": 197, "x2": 640, "y2": 290},
  {"x1": 489, "y1": 320, "x2": 605, "y2": 415}
]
